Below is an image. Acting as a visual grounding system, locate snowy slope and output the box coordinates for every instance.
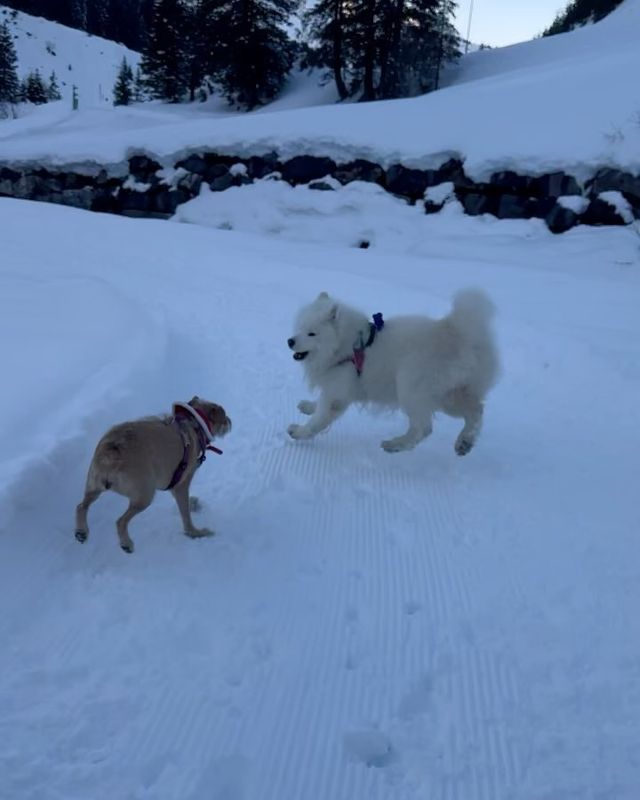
[1,194,640,799]
[0,5,140,107]
[1,0,639,180]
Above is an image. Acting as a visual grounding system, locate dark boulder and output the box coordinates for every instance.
[281,155,337,185]
[128,155,162,182]
[333,159,385,185]
[581,197,627,227]
[176,154,208,176]
[210,172,235,192]
[247,152,279,179]
[530,171,581,198]
[386,165,436,200]
[545,203,579,234]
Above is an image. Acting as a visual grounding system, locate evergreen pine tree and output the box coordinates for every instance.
[303,0,350,99]
[306,0,459,100]
[47,70,62,100]
[139,0,189,102]
[18,75,28,102]
[0,20,20,107]
[215,0,296,109]
[88,0,110,38]
[70,0,88,30]
[113,56,134,105]
[25,69,48,104]
[133,66,146,101]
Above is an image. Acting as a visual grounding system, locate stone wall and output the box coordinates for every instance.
[1,153,639,233]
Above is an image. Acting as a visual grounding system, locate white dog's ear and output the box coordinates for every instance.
[328,304,338,322]
[318,291,329,300]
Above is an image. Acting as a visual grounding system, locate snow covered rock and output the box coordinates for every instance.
[281,155,336,185]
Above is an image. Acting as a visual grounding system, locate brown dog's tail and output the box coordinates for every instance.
[88,440,125,492]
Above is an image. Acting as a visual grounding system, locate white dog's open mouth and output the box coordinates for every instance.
[293,351,309,361]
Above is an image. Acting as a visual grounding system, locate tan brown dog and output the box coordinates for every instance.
[75,397,231,553]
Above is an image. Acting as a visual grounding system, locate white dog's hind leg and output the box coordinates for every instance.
[442,388,484,456]
[297,400,317,415]
[382,393,434,453]
[381,419,432,453]
[288,397,347,440]
[454,400,484,456]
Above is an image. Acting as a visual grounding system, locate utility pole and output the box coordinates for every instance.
[433,0,446,91]
[465,0,475,53]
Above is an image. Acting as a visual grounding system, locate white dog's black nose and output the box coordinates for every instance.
[287,337,295,349]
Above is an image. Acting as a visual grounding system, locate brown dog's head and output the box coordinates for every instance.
[189,396,232,438]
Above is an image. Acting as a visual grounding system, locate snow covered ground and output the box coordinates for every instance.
[1,0,640,181]
[1,1,640,795]
[1,194,639,799]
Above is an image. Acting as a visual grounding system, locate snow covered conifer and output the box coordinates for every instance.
[47,70,62,101]
[25,69,48,104]
[0,21,20,109]
[133,66,146,101]
[113,56,134,105]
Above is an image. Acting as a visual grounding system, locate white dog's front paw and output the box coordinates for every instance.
[297,400,317,416]
[381,437,414,453]
[288,424,313,440]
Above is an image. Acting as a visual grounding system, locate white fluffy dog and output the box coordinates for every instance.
[287,290,499,454]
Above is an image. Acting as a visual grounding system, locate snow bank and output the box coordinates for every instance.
[174,179,453,250]
[0,274,165,520]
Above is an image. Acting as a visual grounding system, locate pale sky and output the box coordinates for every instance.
[455,0,567,47]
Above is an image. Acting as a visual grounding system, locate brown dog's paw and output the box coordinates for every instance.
[75,530,88,543]
[186,527,215,539]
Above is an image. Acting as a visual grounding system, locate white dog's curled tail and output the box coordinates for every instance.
[448,288,496,338]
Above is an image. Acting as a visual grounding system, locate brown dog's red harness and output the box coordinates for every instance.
[165,402,223,491]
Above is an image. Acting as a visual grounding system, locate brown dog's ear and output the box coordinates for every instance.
[189,395,200,406]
